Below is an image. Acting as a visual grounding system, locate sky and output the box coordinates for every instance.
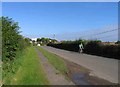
[2,0,120,2]
[2,2,118,41]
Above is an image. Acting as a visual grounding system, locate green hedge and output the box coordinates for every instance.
[47,40,119,59]
[1,17,31,82]
[83,41,119,59]
[1,17,30,61]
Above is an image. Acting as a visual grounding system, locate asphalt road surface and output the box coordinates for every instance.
[42,46,119,83]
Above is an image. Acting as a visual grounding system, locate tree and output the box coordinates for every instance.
[2,17,20,61]
[115,41,120,44]
[1,16,30,61]
[1,16,32,82]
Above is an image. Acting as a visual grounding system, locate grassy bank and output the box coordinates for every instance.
[3,50,26,84]
[37,47,68,75]
[4,46,49,85]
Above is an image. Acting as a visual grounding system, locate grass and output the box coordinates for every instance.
[4,46,49,85]
[0,63,1,86]
[3,50,25,85]
[37,47,68,75]
[0,29,1,86]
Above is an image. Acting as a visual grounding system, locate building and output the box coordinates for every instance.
[37,44,41,46]
[31,38,37,42]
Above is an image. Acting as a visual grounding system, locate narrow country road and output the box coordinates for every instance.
[42,46,119,83]
[35,47,74,85]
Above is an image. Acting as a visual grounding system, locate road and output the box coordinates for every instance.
[42,46,119,83]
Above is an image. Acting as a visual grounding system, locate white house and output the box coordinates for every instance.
[31,38,37,42]
[37,44,41,46]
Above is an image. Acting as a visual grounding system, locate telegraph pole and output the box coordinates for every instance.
[53,34,55,39]
[118,28,120,41]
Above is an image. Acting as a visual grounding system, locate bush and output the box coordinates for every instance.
[48,39,87,52]
[84,41,102,55]
[101,44,119,59]
[1,17,30,61]
[1,16,31,82]
[47,40,119,59]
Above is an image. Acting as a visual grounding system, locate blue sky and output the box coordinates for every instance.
[2,2,118,41]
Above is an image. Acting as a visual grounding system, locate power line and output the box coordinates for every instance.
[94,28,118,36]
[80,28,119,39]
[96,34,117,39]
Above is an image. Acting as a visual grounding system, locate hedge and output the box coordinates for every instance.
[1,17,31,61]
[47,41,119,59]
[1,17,31,81]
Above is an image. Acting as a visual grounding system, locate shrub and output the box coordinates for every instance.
[1,17,30,61]
[47,40,119,59]
[1,16,31,82]
[84,41,102,55]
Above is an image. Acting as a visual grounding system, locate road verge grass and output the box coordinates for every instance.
[3,50,25,84]
[6,46,49,85]
[37,46,68,75]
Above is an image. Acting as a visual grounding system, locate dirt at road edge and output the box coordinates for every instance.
[63,58,117,85]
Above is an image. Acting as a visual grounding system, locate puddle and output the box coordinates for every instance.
[63,58,115,85]
[71,72,91,85]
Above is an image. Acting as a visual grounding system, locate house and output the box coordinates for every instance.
[37,44,41,46]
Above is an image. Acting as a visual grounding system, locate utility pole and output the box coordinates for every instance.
[53,34,55,43]
[53,34,55,39]
[118,28,120,41]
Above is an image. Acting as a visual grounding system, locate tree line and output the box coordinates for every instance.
[32,37,58,46]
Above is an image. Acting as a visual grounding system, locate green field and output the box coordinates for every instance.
[37,47,68,75]
[5,46,49,85]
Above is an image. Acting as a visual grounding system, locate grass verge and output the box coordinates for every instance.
[4,46,49,85]
[37,46,68,75]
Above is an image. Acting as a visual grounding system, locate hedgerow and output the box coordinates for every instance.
[1,16,31,83]
[47,40,119,59]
